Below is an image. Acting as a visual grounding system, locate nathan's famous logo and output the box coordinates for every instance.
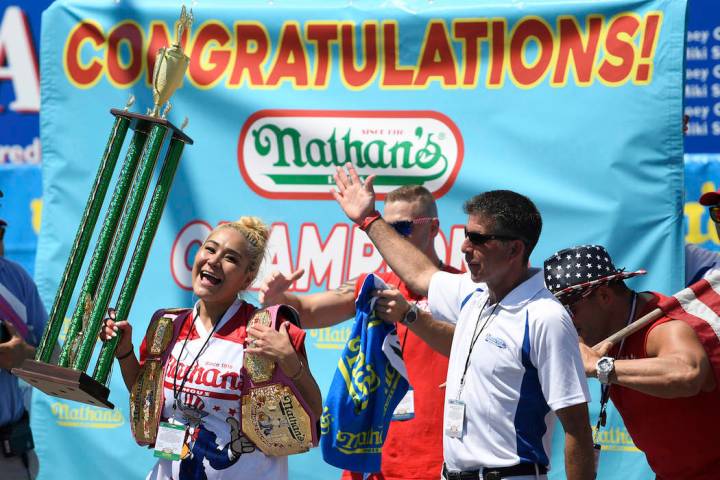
[309,325,352,350]
[338,336,381,413]
[238,110,463,200]
[334,428,385,455]
[591,425,641,452]
[50,401,124,429]
[279,393,305,441]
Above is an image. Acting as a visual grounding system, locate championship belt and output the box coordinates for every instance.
[241,305,318,456]
[129,308,190,445]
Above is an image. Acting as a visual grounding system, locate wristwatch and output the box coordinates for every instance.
[596,356,615,385]
[400,303,418,325]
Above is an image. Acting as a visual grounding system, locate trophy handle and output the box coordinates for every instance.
[151,48,167,117]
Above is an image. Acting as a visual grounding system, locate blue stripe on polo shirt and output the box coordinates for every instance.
[514,313,550,466]
[459,288,484,311]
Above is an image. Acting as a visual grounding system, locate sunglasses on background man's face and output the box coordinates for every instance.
[463,227,520,247]
[561,286,599,316]
[390,217,436,237]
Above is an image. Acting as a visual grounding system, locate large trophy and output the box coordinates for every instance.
[13,7,194,409]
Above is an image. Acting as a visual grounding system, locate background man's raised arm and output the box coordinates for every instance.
[331,165,439,296]
[259,268,356,328]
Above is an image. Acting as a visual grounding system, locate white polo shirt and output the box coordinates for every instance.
[428,268,590,471]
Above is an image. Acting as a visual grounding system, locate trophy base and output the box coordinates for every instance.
[110,109,194,144]
[13,359,114,409]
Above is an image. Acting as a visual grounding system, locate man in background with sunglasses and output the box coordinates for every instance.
[330,165,595,480]
[259,184,461,480]
[544,244,720,479]
[684,190,720,286]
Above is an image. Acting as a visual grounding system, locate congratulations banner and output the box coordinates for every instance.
[35,1,685,479]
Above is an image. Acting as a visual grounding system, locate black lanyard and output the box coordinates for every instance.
[171,310,223,408]
[457,298,500,399]
[594,292,637,434]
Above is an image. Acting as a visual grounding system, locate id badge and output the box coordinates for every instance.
[392,387,415,421]
[154,422,187,461]
[445,399,465,438]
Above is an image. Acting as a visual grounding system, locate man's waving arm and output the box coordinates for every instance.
[258,268,356,329]
[332,164,439,295]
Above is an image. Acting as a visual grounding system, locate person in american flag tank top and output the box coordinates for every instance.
[544,244,720,480]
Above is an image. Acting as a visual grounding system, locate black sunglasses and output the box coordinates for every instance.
[561,285,599,310]
[463,227,520,246]
[710,206,720,224]
[390,217,435,237]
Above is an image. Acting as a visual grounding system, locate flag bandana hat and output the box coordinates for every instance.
[543,245,646,302]
[320,274,409,473]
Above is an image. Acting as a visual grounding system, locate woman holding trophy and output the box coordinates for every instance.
[100,217,322,480]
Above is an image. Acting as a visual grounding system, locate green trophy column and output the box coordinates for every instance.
[58,130,148,367]
[36,116,130,363]
[94,137,187,383]
[72,124,169,372]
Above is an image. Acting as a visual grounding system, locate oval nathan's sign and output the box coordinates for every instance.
[237,110,464,200]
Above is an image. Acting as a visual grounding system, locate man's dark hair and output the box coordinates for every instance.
[463,190,542,261]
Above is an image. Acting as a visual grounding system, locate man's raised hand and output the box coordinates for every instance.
[331,164,377,224]
[258,269,305,307]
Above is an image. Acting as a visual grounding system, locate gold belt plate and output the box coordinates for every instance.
[129,315,175,445]
[241,383,314,456]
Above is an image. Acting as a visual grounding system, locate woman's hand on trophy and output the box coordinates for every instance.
[245,321,301,377]
[99,308,133,356]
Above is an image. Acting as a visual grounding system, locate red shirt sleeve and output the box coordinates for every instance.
[286,322,307,357]
[276,307,308,357]
[138,335,149,366]
[353,273,370,299]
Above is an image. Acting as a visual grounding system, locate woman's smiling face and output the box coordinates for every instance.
[192,227,251,306]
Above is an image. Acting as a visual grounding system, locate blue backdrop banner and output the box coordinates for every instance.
[0,0,51,273]
[35,1,686,479]
[683,0,720,154]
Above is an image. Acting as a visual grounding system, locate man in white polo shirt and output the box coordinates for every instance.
[331,165,595,480]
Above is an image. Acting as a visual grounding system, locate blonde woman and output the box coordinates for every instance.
[101,218,322,480]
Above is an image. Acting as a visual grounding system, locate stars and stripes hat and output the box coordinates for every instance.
[543,244,646,302]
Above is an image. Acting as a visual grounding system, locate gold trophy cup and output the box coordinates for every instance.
[151,5,193,117]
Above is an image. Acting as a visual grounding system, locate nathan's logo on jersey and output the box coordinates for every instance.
[591,426,641,452]
[50,401,124,429]
[165,356,244,392]
[309,325,352,350]
[237,110,464,200]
